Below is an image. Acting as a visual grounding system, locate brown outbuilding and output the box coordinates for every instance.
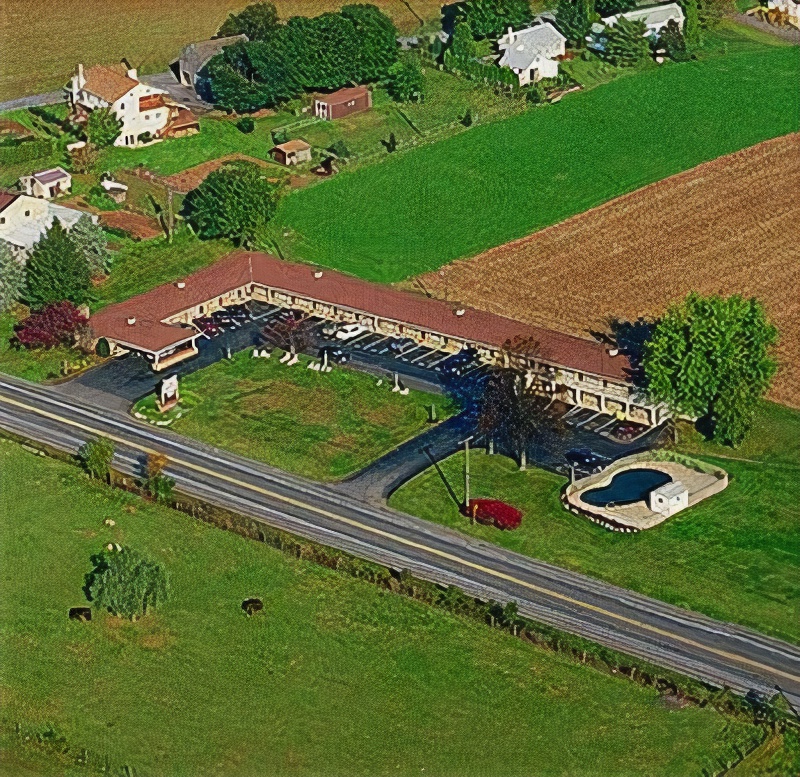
[314,86,372,120]
[270,139,312,166]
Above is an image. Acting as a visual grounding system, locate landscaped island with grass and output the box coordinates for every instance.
[134,349,455,481]
[0,437,766,776]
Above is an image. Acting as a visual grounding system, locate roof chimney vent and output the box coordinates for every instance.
[608,348,619,357]
[455,308,465,317]
[127,316,136,326]
[313,270,323,279]
[176,281,186,289]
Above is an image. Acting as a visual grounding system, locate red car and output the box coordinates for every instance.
[462,499,522,530]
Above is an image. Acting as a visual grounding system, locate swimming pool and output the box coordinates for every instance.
[581,469,672,507]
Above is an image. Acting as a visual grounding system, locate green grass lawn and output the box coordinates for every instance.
[94,229,233,309]
[0,438,761,777]
[390,402,800,644]
[273,42,800,282]
[141,349,455,480]
[0,311,99,383]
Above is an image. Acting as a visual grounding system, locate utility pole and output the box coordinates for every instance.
[463,435,474,517]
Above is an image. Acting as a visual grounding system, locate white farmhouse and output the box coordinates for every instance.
[19,167,72,199]
[0,192,97,259]
[767,0,799,26]
[497,22,567,86]
[68,63,199,148]
[601,2,685,34]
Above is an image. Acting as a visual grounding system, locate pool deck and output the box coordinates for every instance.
[564,456,728,531]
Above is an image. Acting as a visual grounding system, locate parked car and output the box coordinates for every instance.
[335,324,367,341]
[319,346,349,364]
[565,448,609,473]
[211,310,234,326]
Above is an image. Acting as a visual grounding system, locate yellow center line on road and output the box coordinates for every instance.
[2,391,799,686]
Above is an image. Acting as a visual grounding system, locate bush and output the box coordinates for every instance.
[14,301,87,350]
[86,546,168,620]
[464,499,523,530]
[237,116,255,133]
[86,184,122,211]
[0,137,53,165]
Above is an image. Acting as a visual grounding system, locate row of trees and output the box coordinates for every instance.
[206,3,400,112]
[471,291,776,462]
[0,216,109,315]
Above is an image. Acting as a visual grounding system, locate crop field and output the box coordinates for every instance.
[0,438,762,777]
[0,0,442,102]
[417,133,800,408]
[273,40,799,283]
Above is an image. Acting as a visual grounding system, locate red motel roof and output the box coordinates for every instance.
[90,251,630,381]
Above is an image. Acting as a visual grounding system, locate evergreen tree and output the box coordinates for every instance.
[556,0,595,47]
[85,108,122,147]
[603,16,651,66]
[87,546,168,620]
[218,1,279,40]
[385,58,426,102]
[643,293,778,447]
[0,241,25,313]
[659,19,688,60]
[461,0,533,39]
[68,214,110,277]
[680,0,700,44]
[595,0,636,16]
[25,221,91,307]
[451,20,478,60]
[341,4,399,82]
[183,161,283,247]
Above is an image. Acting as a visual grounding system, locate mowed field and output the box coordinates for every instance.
[274,41,800,282]
[0,0,441,102]
[0,438,758,777]
[417,133,800,407]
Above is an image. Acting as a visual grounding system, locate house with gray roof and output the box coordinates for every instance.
[601,2,685,34]
[497,22,567,86]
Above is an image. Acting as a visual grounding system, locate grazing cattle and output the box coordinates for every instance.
[69,607,92,622]
[242,598,264,616]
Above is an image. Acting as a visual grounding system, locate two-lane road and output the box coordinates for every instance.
[1,374,799,706]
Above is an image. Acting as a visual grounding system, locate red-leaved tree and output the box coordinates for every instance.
[14,301,88,350]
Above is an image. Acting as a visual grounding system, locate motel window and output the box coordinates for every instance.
[24,210,30,217]
[120,103,124,109]
[0,217,4,224]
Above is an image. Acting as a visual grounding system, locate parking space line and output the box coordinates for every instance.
[409,349,434,364]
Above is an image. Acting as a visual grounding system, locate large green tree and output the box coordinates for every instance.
[0,242,25,313]
[285,13,361,89]
[183,161,283,247]
[85,108,122,147]
[385,58,426,102]
[460,0,533,39]
[341,4,399,82]
[87,546,168,620]
[68,214,110,277]
[218,1,279,40]
[643,293,778,446]
[25,221,91,307]
[602,16,651,66]
[556,0,595,47]
[451,19,479,60]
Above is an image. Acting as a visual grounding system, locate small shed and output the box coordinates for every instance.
[19,167,71,199]
[648,480,688,518]
[270,139,312,166]
[314,87,372,120]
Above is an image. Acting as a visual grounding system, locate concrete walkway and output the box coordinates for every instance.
[735,13,800,42]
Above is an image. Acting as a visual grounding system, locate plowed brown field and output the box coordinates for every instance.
[417,134,800,407]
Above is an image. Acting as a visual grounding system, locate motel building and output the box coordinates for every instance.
[89,252,669,427]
